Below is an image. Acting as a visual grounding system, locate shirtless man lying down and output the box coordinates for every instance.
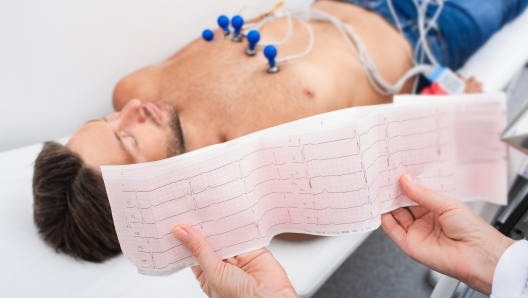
[32,0,528,262]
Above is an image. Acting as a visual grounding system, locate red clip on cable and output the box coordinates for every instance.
[421,66,466,95]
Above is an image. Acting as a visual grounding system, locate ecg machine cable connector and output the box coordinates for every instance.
[421,66,466,95]
[264,45,279,73]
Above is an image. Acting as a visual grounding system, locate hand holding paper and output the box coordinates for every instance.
[172,225,298,298]
[382,173,515,295]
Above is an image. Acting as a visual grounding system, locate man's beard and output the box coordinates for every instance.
[165,106,185,157]
[142,102,184,158]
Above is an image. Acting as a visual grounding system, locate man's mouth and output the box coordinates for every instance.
[143,102,162,122]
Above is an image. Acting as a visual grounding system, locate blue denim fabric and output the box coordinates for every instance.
[339,0,528,70]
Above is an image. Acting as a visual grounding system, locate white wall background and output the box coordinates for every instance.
[0,0,314,152]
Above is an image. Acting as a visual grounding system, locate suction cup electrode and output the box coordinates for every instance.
[231,15,244,42]
[202,29,214,42]
[245,30,260,56]
[218,15,230,37]
[264,45,279,73]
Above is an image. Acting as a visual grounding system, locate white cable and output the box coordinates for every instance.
[411,47,426,94]
[413,0,440,66]
[387,0,415,65]
[256,9,293,46]
[420,0,440,65]
[307,8,435,94]
[415,0,443,94]
[242,5,440,95]
[246,16,272,32]
[242,11,273,33]
[346,21,435,94]
[387,0,443,68]
[303,9,359,56]
[276,18,315,63]
[238,6,267,31]
[425,0,443,33]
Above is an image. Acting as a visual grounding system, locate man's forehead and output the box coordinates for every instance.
[66,121,130,170]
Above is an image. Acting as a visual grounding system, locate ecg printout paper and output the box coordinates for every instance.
[102,93,508,275]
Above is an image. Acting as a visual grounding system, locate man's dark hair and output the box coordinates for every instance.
[32,141,121,262]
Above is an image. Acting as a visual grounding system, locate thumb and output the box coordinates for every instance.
[173,225,222,278]
[400,173,461,216]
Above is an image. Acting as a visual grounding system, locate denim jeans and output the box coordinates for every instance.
[339,0,528,70]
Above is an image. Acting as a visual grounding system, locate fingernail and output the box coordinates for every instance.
[173,227,188,241]
[404,173,417,185]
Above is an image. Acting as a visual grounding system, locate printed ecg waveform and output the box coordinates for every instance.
[102,95,507,275]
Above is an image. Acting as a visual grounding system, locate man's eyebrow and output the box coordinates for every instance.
[84,117,134,163]
[113,132,134,163]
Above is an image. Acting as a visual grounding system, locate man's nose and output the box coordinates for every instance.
[119,99,147,124]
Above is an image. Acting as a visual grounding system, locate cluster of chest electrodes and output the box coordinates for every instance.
[201,0,465,96]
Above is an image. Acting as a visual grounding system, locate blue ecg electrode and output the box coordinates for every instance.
[217,15,230,36]
[264,45,279,73]
[201,4,444,84]
[202,29,214,42]
[231,15,244,42]
[245,30,260,56]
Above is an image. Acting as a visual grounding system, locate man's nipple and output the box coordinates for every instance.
[303,88,316,100]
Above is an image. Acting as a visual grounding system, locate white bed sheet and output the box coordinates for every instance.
[1,6,528,298]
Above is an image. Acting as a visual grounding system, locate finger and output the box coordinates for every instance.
[191,265,207,289]
[232,248,269,268]
[173,225,223,281]
[224,257,239,267]
[390,207,415,232]
[381,213,407,248]
[407,205,429,219]
[399,173,460,216]
[191,265,203,279]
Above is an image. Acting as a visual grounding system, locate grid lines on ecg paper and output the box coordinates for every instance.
[104,99,506,274]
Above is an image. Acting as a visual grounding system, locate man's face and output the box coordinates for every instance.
[67,99,184,170]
